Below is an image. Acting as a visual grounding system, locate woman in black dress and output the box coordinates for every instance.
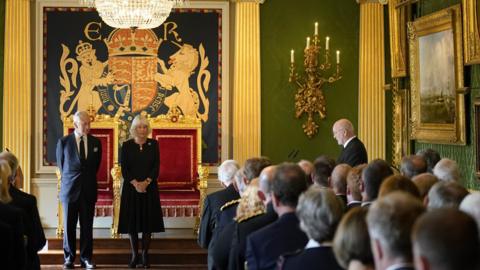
[118,115,164,268]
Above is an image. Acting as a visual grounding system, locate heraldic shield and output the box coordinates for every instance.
[107,29,161,113]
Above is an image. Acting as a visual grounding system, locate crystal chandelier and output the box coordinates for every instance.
[82,0,184,30]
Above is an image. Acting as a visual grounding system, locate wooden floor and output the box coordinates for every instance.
[40,229,207,269]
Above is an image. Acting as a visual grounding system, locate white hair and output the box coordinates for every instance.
[460,193,480,234]
[218,160,239,185]
[433,158,460,182]
[129,114,151,138]
[73,111,90,123]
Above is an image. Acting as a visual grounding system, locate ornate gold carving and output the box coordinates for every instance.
[389,0,409,77]
[194,165,209,235]
[462,0,480,64]
[289,34,342,138]
[56,168,63,238]
[391,78,411,167]
[111,164,121,238]
[408,5,466,144]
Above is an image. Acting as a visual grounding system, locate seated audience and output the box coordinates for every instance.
[427,181,469,210]
[312,156,335,188]
[416,148,440,174]
[278,187,343,270]
[411,173,438,203]
[346,164,367,210]
[412,209,480,270]
[361,159,393,207]
[0,151,46,270]
[197,159,239,270]
[331,164,351,206]
[378,175,421,199]
[246,163,308,270]
[432,158,460,182]
[229,166,278,270]
[213,179,264,270]
[459,193,480,236]
[333,207,374,270]
[400,155,427,178]
[366,192,425,270]
[0,160,26,270]
[297,160,314,184]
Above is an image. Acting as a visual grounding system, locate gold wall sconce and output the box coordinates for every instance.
[289,22,342,138]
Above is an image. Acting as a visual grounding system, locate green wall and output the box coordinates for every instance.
[413,0,480,189]
[260,0,360,163]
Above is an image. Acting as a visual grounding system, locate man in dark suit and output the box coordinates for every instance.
[245,163,309,270]
[228,166,278,270]
[333,119,368,167]
[0,151,46,270]
[198,159,240,270]
[56,111,102,269]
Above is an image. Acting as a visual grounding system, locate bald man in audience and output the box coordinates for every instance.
[400,155,427,179]
[460,193,480,236]
[332,119,368,167]
[412,209,480,270]
[331,164,351,206]
[361,159,393,207]
[229,166,279,270]
[426,181,469,210]
[346,164,367,210]
[367,192,425,270]
[412,173,438,203]
[432,158,460,182]
[416,148,440,174]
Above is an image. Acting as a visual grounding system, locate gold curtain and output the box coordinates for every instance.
[358,2,385,161]
[2,0,31,192]
[232,0,261,164]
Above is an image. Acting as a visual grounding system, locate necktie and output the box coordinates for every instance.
[79,136,86,161]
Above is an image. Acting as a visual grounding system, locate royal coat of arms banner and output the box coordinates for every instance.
[40,4,225,167]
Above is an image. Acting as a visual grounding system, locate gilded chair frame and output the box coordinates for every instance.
[56,114,122,238]
[147,114,208,234]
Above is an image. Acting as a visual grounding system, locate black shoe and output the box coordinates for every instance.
[63,261,75,269]
[141,252,150,269]
[80,260,96,269]
[128,255,138,268]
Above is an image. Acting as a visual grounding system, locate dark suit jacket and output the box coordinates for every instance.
[0,202,26,270]
[337,137,368,167]
[211,220,235,270]
[246,212,308,270]
[278,246,343,270]
[228,202,278,270]
[9,185,46,269]
[56,133,102,203]
[198,184,239,249]
[0,220,14,270]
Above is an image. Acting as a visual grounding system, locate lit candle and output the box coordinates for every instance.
[314,22,318,36]
[306,37,310,49]
[326,36,330,50]
[336,50,340,64]
[290,49,294,63]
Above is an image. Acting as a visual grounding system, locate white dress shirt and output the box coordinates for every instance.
[74,131,88,158]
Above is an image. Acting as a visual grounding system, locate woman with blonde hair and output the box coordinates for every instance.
[118,114,164,268]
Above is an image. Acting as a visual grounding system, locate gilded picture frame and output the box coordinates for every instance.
[389,0,408,77]
[462,0,480,65]
[408,4,466,145]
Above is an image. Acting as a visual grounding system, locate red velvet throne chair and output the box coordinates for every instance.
[57,115,121,237]
[148,114,209,231]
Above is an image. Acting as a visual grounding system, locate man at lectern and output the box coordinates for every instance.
[56,111,102,269]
